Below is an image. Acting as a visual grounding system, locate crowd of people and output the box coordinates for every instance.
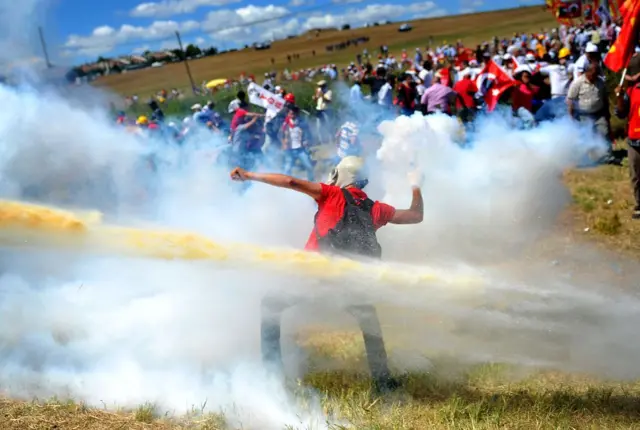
[113,18,640,220]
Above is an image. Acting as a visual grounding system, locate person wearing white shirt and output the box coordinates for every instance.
[536,47,575,121]
[350,78,364,103]
[418,66,433,89]
[378,76,394,108]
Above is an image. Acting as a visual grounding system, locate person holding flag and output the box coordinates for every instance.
[615,56,640,220]
[608,0,640,219]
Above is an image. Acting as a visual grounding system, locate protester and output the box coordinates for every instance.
[535,47,574,121]
[420,70,456,115]
[230,156,423,392]
[614,59,640,220]
[396,73,417,116]
[452,72,479,123]
[281,105,315,181]
[335,117,362,163]
[512,68,539,115]
[566,62,611,154]
[313,80,333,143]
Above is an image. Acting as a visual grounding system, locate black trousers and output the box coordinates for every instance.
[260,296,394,390]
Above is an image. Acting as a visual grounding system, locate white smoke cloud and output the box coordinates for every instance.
[2,76,640,430]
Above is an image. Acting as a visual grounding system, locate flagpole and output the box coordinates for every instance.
[620,68,628,85]
[616,68,628,97]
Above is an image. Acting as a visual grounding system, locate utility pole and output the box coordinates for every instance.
[175,30,196,94]
[38,26,53,69]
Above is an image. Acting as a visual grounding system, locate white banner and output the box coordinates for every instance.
[247,82,285,113]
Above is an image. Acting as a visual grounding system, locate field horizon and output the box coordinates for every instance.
[93,5,555,96]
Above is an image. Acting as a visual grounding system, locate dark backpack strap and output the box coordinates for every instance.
[342,188,375,213]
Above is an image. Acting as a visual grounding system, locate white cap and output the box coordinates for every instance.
[190,103,202,110]
[585,42,598,53]
[525,53,535,61]
[275,85,282,91]
[514,65,531,75]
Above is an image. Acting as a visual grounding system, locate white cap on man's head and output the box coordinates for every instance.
[585,42,599,53]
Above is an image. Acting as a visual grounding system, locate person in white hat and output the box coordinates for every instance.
[574,42,600,80]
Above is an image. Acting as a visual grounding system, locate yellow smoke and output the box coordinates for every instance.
[0,199,484,292]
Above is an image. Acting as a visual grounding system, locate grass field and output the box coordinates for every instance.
[5,6,640,429]
[93,6,556,96]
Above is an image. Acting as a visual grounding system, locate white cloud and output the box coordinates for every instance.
[303,2,446,30]
[64,20,199,57]
[132,45,151,54]
[202,4,293,43]
[130,0,241,18]
[460,0,484,13]
[63,1,448,60]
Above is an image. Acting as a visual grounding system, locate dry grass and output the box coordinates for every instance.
[563,142,640,259]
[93,6,556,96]
[3,329,640,429]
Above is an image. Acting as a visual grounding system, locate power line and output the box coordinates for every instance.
[57,1,345,53]
[175,30,196,94]
[38,26,53,68]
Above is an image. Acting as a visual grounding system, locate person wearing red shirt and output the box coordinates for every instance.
[453,73,478,123]
[615,66,640,220]
[230,156,423,392]
[511,69,539,114]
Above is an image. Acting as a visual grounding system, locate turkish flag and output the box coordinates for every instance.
[604,0,640,72]
[475,59,516,111]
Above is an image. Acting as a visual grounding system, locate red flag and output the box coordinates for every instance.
[619,0,632,16]
[604,0,640,72]
[556,0,583,18]
[611,0,621,17]
[475,60,516,111]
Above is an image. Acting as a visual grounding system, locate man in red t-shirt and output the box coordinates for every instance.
[453,73,478,123]
[231,156,423,251]
[230,156,423,391]
[615,65,640,220]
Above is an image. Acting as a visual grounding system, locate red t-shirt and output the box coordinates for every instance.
[453,78,478,109]
[511,83,538,112]
[304,184,396,251]
[231,109,248,131]
[627,85,640,140]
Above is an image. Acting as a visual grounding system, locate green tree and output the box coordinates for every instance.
[171,48,185,60]
[185,44,202,57]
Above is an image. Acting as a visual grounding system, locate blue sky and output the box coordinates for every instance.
[43,0,540,65]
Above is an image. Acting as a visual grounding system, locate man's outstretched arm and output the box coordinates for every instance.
[231,167,323,200]
[390,186,423,225]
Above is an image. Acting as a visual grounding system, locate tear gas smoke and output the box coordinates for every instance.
[375,111,608,263]
[1,76,640,430]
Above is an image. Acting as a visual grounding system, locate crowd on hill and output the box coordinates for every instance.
[115,17,640,220]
